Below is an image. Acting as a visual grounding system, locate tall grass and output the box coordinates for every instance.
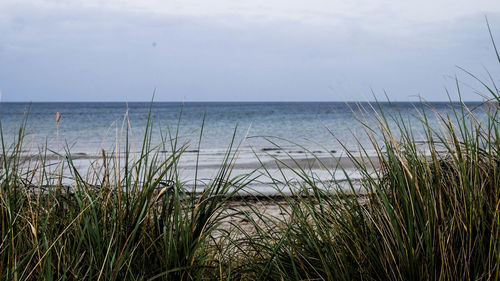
[0,105,252,280]
[230,98,498,280]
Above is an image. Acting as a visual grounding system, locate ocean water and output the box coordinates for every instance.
[0,101,491,193]
[0,101,489,153]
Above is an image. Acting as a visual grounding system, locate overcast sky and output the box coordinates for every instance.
[1,0,500,101]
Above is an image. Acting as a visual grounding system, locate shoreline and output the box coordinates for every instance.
[12,151,377,195]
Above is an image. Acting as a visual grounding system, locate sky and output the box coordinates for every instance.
[1,0,500,101]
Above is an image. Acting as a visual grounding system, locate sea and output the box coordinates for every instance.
[0,102,491,194]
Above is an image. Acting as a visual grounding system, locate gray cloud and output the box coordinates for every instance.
[0,3,500,101]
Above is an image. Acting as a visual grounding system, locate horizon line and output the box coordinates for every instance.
[0,100,486,103]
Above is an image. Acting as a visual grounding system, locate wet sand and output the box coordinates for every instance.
[11,149,381,195]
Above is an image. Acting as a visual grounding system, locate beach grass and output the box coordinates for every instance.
[227,95,499,280]
[1,32,500,281]
[0,106,254,280]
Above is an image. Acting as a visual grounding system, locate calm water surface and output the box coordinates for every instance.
[0,102,488,155]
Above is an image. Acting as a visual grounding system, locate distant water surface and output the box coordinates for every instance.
[0,101,489,156]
